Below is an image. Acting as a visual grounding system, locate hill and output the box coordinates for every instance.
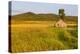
[11,12,78,23]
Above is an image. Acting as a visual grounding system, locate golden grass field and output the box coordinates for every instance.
[10,21,78,53]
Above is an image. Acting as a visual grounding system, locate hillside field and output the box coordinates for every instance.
[9,13,78,53]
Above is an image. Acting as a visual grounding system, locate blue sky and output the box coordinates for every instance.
[11,1,78,16]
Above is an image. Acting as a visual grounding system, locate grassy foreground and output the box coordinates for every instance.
[10,21,78,53]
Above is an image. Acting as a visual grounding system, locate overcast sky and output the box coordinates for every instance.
[11,1,78,16]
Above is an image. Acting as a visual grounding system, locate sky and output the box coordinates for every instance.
[11,1,78,16]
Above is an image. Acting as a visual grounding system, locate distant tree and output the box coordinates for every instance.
[59,9,65,20]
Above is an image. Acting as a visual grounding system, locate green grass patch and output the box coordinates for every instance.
[11,25,78,53]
